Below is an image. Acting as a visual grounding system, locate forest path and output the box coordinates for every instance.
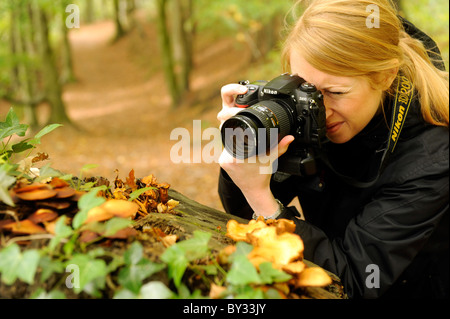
[35,18,247,210]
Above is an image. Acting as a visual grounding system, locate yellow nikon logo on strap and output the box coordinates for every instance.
[390,76,413,147]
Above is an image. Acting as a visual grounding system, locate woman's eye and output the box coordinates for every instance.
[327,91,345,95]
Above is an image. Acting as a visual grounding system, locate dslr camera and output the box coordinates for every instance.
[221,73,327,176]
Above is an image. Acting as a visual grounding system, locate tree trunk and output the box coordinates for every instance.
[59,0,77,85]
[30,0,71,125]
[9,1,39,127]
[170,0,193,92]
[156,0,180,108]
[113,0,125,41]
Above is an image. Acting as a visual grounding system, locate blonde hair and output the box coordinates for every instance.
[282,0,449,127]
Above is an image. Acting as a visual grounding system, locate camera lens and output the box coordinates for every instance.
[221,100,292,159]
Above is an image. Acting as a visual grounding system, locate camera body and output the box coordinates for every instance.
[221,73,327,176]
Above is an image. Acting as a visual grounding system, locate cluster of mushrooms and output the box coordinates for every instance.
[0,170,179,242]
[222,217,332,292]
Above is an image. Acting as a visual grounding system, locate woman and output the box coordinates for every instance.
[217,0,448,298]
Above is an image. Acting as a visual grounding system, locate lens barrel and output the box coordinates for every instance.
[221,100,292,159]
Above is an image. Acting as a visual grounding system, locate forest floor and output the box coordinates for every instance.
[2,16,252,211]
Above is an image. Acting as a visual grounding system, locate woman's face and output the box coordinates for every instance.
[290,53,384,144]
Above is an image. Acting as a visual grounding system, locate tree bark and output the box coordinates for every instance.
[156,0,180,108]
[30,0,71,125]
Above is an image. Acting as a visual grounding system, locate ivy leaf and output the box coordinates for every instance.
[118,259,166,294]
[103,217,134,237]
[226,254,261,286]
[139,281,174,299]
[124,241,144,265]
[160,231,211,288]
[0,244,40,285]
[16,250,41,284]
[0,108,28,139]
[0,244,22,285]
[160,244,189,289]
[65,254,107,294]
[39,256,65,283]
[0,165,16,207]
[72,186,107,229]
[176,231,212,261]
[258,262,292,284]
[48,216,73,252]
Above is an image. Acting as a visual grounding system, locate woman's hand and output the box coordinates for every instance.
[217,84,248,128]
[217,83,295,217]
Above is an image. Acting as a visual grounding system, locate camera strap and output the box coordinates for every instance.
[320,75,414,188]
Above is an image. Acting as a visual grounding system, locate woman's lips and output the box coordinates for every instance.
[326,122,343,134]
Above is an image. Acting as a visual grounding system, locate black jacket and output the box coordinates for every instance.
[218,19,449,299]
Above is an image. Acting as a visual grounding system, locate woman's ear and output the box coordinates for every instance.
[381,67,399,90]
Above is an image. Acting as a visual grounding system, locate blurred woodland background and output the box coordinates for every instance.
[0,0,448,211]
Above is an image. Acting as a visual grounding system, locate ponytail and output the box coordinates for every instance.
[398,31,449,126]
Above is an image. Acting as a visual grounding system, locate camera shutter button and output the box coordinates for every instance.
[301,82,316,92]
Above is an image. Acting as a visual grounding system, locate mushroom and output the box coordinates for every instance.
[15,186,57,201]
[28,208,59,224]
[247,227,304,267]
[0,219,46,235]
[101,199,139,219]
[226,219,267,242]
[295,267,332,287]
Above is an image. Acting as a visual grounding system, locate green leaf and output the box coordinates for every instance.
[103,217,134,237]
[118,259,166,294]
[39,256,65,283]
[0,165,16,207]
[80,164,99,172]
[33,123,63,140]
[124,241,144,265]
[0,244,40,285]
[65,254,108,294]
[258,262,292,284]
[229,241,253,261]
[226,254,261,286]
[16,250,40,284]
[11,139,33,153]
[139,281,174,299]
[30,288,66,299]
[160,231,212,288]
[128,186,157,202]
[160,244,189,289]
[0,244,22,285]
[72,186,107,229]
[0,108,28,139]
[176,231,212,261]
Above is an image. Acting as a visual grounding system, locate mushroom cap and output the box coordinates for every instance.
[226,219,267,242]
[247,227,304,266]
[295,267,332,287]
[0,219,46,235]
[15,187,58,201]
[28,208,59,224]
[101,199,139,218]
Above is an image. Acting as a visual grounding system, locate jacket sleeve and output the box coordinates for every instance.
[279,164,449,298]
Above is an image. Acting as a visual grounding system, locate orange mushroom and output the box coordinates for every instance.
[247,227,304,267]
[1,219,46,235]
[295,267,332,287]
[226,219,267,242]
[28,208,59,224]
